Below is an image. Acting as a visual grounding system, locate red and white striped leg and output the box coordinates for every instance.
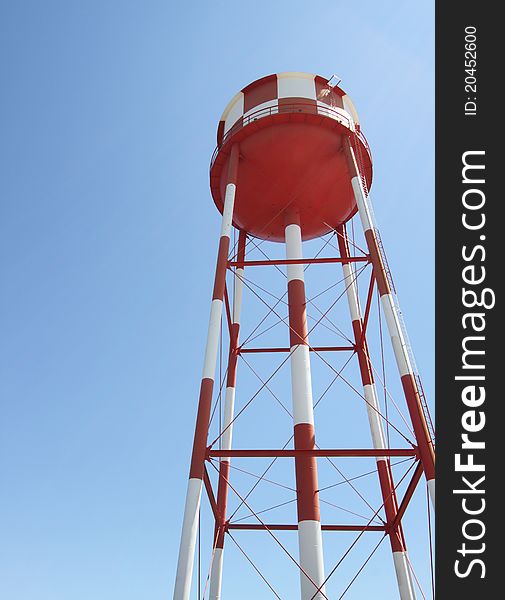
[209,231,246,600]
[344,138,435,507]
[285,218,326,600]
[337,225,416,600]
[174,145,240,600]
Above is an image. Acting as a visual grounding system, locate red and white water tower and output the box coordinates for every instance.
[174,72,435,600]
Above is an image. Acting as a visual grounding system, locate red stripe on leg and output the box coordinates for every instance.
[212,236,231,301]
[287,279,309,347]
[294,423,321,523]
[189,378,214,479]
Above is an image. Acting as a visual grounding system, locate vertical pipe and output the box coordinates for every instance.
[285,215,326,600]
[174,144,240,600]
[209,230,246,600]
[337,225,416,600]
[344,137,435,507]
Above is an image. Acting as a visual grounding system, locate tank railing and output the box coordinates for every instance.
[210,102,371,170]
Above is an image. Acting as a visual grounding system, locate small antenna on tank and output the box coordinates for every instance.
[328,74,342,87]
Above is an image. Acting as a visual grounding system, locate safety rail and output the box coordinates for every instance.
[392,289,436,445]
[374,227,396,294]
[210,101,372,170]
[415,373,436,447]
[351,130,436,446]
[352,132,371,197]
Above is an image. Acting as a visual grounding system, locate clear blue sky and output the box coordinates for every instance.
[0,2,434,599]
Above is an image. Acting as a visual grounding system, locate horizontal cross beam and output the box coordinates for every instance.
[227,524,385,532]
[239,345,355,354]
[229,256,369,268]
[208,448,418,459]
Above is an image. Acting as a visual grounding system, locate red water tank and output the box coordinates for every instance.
[210,72,372,242]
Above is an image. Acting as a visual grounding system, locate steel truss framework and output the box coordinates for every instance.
[174,137,435,600]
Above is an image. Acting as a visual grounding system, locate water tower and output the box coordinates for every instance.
[174,72,435,600]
